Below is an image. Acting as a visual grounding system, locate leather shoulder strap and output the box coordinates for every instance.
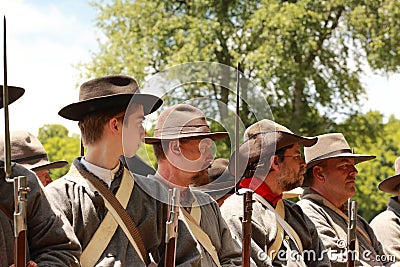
[81,168,134,266]
[302,193,372,246]
[76,167,149,265]
[180,207,222,267]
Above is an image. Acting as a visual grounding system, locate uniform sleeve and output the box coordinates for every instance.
[370,211,400,262]
[13,165,81,266]
[220,196,268,267]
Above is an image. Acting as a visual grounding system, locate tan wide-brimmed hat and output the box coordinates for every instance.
[229,119,317,178]
[58,75,163,121]
[0,131,68,171]
[304,133,375,170]
[378,156,400,195]
[144,104,228,144]
[0,85,25,108]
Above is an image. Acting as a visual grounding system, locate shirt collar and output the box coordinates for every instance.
[81,157,120,187]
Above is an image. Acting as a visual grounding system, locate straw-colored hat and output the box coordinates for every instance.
[378,156,400,195]
[145,104,228,143]
[304,133,375,169]
[59,75,163,121]
[0,131,68,171]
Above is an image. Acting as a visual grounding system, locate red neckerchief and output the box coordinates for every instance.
[240,177,283,205]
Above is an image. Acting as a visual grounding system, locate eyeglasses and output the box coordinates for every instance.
[282,154,304,163]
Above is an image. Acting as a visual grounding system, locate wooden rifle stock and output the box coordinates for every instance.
[347,198,357,267]
[165,188,180,267]
[242,189,253,267]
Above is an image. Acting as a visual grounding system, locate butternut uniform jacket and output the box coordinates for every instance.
[298,188,393,266]
[45,158,200,267]
[370,197,400,262]
[0,162,81,267]
[220,193,330,267]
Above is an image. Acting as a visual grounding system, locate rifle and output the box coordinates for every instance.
[242,189,253,267]
[164,188,180,267]
[3,16,29,267]
[235,62,253,267]
[347,198,357,267]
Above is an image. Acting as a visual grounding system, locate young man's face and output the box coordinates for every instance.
[277,143,307,192]
[122,105,145,157]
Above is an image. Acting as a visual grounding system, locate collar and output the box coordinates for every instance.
[81,157,122,187]
[240,177,282,205]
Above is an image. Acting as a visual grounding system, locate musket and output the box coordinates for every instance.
[347,198,357,267]
[3,16,28,267]
[242,189,253,267]
[235,62,253,267]
[164,187,180,267]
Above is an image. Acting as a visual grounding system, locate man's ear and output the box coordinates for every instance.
[109,118,119,134]
[270,155,280,171]
[169,140,181,155]
[313,166,325,182]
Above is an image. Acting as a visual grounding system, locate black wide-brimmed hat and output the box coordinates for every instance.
[145,104,228,144]
[378,156,400,195]
[0,85,25,108]
[229,119,317,179]
[0,131,68,171]
[58,75,163,121]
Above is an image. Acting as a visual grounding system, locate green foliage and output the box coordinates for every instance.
[79,0,400,219]
[37,124,80,180]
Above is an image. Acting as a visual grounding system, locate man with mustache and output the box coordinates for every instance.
[298,133,394,266]
[220,119,329,266]
[145,104,244,266]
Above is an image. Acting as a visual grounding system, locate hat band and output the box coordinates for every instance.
[309,149,352,163]
[13,153,47,163]
[154,125,211,137]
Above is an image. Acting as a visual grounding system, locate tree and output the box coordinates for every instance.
[338,112,400,221]
[81,0,400,137]
[37,124,80,180]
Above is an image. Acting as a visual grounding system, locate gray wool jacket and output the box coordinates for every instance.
[45,158,200,267]
[298,188,394,266]
[0,162,81,267]
[220,192,330,267]
[149,174,244,267]
[370,197,400,262]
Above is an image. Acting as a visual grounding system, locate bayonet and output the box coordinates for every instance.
[3,16,28,267]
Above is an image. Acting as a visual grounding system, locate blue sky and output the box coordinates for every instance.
[1,0,399,136]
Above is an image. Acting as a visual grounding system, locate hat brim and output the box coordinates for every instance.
[58,93,163,121]
[378,174,400,195]
[306,153,376,169]
[0,86,25,108]
[145,132,228,144]
[26,160,68,172]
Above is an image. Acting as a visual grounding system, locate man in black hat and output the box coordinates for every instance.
[370,156,400,262]
[145,104,244,267]
[0,130,68,186]
[0,86,81,266]
[45,75,200,266]
[298,133,394,266]
[220,119,329,267]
